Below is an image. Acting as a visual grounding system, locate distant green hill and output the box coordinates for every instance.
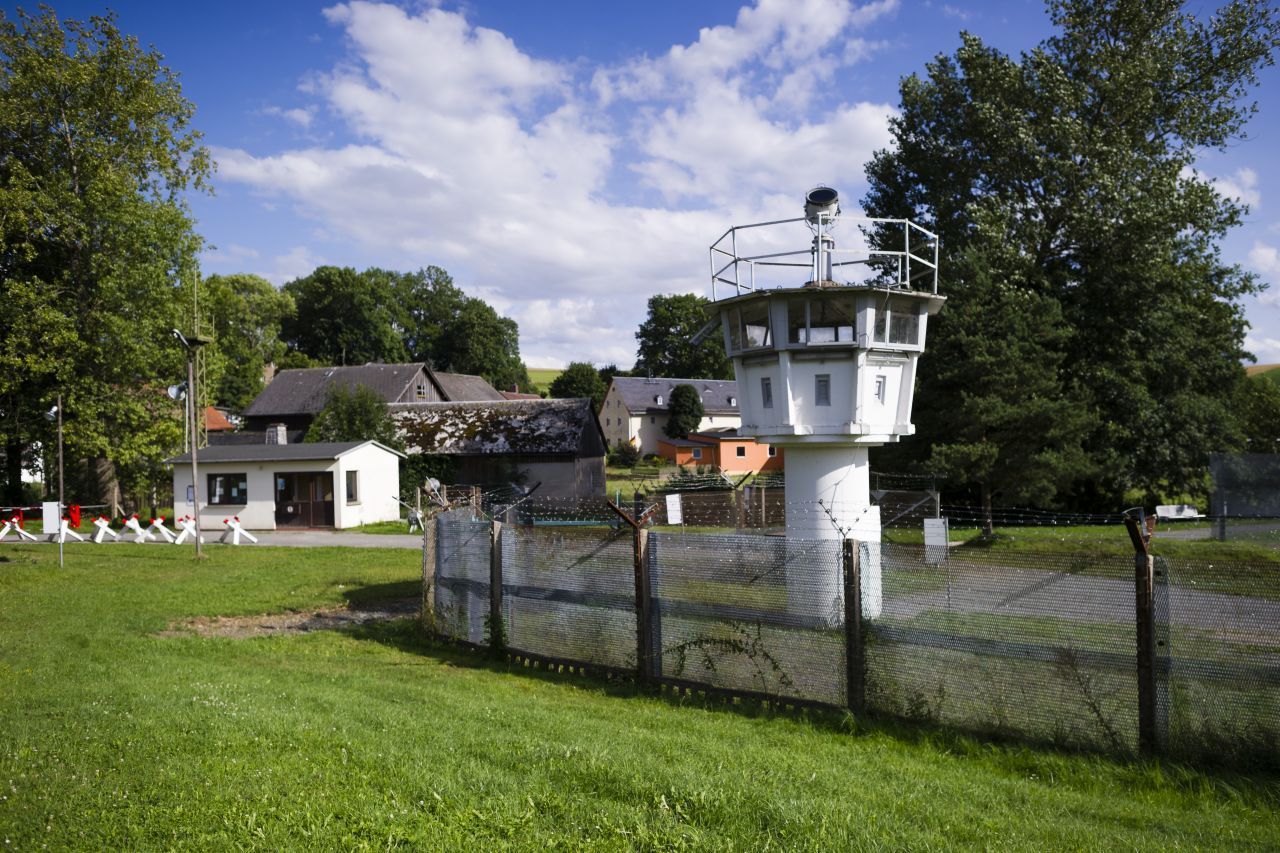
[1248,364,1280,387]
[526,367,563,395]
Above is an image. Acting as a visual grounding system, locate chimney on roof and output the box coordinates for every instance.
[266,423,287,445]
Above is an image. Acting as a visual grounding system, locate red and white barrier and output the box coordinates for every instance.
[217,516,258,545]
[91,516,119,544]
[123,515,152,543]
[173,516,204,545]
[148,516,177,543]
[50,519,84,544]
[0,516,38,542]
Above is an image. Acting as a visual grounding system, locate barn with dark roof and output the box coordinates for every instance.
[237,362,505,437]
[392,399,606,499]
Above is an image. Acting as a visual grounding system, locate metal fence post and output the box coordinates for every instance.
[421,511,437,635]
[1126,516,1157,756]
[490,520,504,653]
[635,527,653,681]
[843,538,865,715]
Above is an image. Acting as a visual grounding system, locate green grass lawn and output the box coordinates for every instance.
[3,543,1277,848]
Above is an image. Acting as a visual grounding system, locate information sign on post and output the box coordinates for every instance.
[42,501,60,534]
[665,493,683,526]
[924,517,949,565]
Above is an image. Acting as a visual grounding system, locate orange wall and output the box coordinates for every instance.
[657,438,782,473]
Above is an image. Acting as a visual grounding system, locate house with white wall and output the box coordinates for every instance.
[168,440,404,530]
[600,377,741,456]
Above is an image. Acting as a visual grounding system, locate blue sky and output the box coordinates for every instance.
[11,0,1280,367]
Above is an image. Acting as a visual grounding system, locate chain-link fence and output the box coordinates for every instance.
[1159,555,1280,764]
[430,509,1280,766]
[868,543,1138,753]
[649,533,846,705]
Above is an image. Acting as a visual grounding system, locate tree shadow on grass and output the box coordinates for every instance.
[339,580,420,608]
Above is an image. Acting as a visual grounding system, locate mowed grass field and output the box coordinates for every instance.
[525,366,562,395]
[2,544,1278,849]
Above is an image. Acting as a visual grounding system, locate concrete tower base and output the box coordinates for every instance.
[781,444,883,622]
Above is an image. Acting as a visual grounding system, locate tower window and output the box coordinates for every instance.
[815,374,831,407]
[761,377,773,409]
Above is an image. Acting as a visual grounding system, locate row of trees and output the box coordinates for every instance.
[0,9,531,507]
[203,266,531,412]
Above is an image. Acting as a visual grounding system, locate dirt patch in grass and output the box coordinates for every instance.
[157,597,419,639]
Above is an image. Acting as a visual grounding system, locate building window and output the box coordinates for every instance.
[606,417,611,426]
[345,470,359,504]
[873,296,920,346]
[728,396,736,407]
[415,382,429,400]
[655,394,664,406]
[761,377,773,409]
[768,446,777,457]
[692,448,702,460]
[650,416,656,424]
[875,375,887,403]
[208,473,247,505]
[735,446,746,458]
[815,374,831,406]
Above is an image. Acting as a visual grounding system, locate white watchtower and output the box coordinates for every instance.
[708,187,943,618]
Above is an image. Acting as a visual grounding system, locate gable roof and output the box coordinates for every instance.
[166,440,405,464]
[609,376,740,415]
[392,399,602,456]
[244,363,426,417]
[243,363,504,417]
[433,371,506,401]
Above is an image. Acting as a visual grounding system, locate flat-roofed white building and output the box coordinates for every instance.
[168,440,404,530]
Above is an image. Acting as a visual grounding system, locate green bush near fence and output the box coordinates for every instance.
[2,542,1279,848]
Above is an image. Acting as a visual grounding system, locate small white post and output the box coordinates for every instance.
[2,516,38,542]
[217,516,257,545]
[55,520,84,543]
[123,515,153,543]
[148,516,177,543]
[91,517,119,544]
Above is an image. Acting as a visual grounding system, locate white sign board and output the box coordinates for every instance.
[665,493,683,526]
[42,501,60,533]
[924,517,949,565]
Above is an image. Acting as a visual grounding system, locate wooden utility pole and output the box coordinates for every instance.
[607,499,659,681]
[1125,515,1157,756]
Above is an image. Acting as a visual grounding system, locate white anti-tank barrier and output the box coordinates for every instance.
[91,516,119,543]
[123,515,151,542]
[218,516,258,545]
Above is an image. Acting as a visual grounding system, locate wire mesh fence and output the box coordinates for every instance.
[868,543,1138,753]
[501,525,637,671]
[429,502,1280,766]
[649,533,846,705]
[1159,555,1280,764]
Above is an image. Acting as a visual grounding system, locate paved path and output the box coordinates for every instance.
[2,530,424,549]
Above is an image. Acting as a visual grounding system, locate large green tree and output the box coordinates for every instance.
[549,362,607,409]
[864,0,1279,504]
[281,266,408,366]
[201,273,295,411]
[0,8,211,506]
[634,294,732,380]
[436,298,532,393]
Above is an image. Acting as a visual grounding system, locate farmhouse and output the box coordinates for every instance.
[600,376,741,455]
[393,398,606,499]
[239,362,504,436]
[168,440,404,530]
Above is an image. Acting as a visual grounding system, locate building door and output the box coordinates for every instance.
[274,472,336,527]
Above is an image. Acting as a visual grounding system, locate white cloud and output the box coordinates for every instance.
[1244,333,1280,363]
[264,106,315,128]
[256,245,327,286]
[214,0,901,365]
[1183,165,1261,209]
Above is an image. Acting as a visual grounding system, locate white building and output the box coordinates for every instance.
[167,440,404,531]
[600,377,741,456]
